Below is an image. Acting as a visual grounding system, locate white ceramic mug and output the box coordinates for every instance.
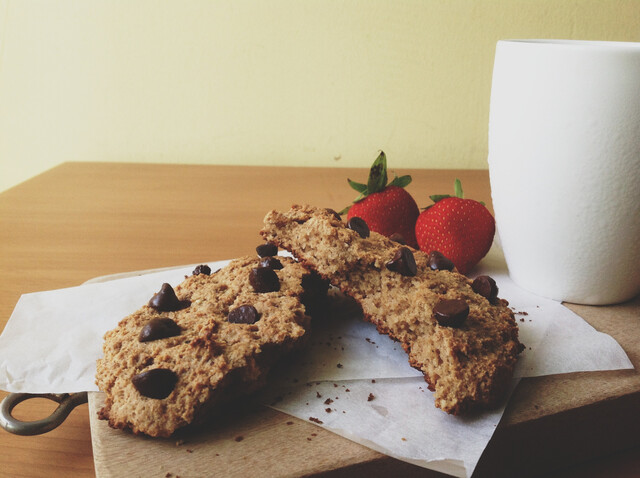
[488,39,640,305]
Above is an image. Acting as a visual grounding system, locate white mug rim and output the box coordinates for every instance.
[498,39,640,50]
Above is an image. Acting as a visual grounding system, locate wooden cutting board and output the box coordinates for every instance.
[88,295,640,478]
[88,392,418,478]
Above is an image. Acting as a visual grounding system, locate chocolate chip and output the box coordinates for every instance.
[433,299,469,327]
[389,233,406,245]
[347,217,370,238]
[428,251,455,271]
[259,256,283,270]
[325,208,343,222]
[139,318,181,342]
[386,247,417,277]
[472,275,499,303]
[132,368,178,399]
[256,242,278,257]
[192,264,211,275]
[148,283,191,312]
[228,305,260,324]
[249,267,280,293]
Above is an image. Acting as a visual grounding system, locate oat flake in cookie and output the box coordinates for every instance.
[96,255,326,437]
[261,205,524,415]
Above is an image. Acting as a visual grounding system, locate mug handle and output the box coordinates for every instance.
[0,392,88,435]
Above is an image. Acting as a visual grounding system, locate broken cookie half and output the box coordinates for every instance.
[261,204,524,415]
[96,254,327,437]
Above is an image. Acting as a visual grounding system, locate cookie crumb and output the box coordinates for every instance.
[367,393,375,401]
[234,436,244,442]
[337,363,343,368]
[309,417,323,424]
[324,398,333,405]
[325,408,332,413]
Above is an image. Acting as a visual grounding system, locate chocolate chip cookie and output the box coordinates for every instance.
[261,205,524,415]
[96,254,327,437]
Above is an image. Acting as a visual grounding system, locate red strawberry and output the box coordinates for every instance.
[415,179,495,274]
[340,151,420,248]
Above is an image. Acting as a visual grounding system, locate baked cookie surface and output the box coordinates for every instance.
[261,205,524,414]
[96,255,322,437]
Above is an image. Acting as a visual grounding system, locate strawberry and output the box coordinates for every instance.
[340,151,420,248]
[415,179,495,274]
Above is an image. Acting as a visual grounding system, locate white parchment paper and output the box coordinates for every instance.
[0,247,633,477]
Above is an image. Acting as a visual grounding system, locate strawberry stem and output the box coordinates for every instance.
[454,178,464,198]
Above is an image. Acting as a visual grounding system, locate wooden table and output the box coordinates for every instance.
[0,162,638,477]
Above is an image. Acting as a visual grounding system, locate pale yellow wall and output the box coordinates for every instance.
[1,0,639,192]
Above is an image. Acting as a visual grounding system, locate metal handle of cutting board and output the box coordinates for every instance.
[0,392,88,435]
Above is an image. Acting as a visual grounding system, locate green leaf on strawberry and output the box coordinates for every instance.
[347,179,368,194]
[388,174,412,188]
[367,151,388,193]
